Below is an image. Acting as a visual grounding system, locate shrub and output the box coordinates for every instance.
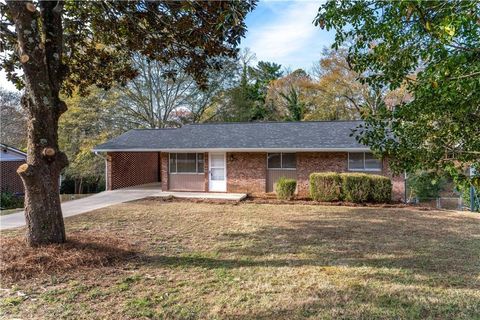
[275,177,297,200]
[369,175,392,203]
[341,173,371,203]
[407,171,446,201]
[309,172,393,203]
[0,192,24,210]
[309,172,342,201]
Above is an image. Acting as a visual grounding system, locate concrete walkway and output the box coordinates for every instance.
[0,183,246,230]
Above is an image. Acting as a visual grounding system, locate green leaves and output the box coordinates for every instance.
[1,1,257,95]
[316,0,480,184]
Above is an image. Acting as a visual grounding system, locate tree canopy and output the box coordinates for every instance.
[0,0,255,246]
[315,0,480,185]
[1,1,255,93]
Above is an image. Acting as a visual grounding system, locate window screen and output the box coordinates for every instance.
[348,153,364,170]
[176,153,196,172]
[281,153,296,168]
[267,153,281,169]
[364,153,381,170]
[348,152,381,171]
[267,153,296,169]
[197,153,204,173]
[169,153,204,173]
[169,153,177,173]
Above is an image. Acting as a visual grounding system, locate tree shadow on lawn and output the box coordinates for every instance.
[141,208,480,291]
[221,291,479,320]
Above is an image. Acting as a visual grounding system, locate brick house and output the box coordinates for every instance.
[94,121,406,201]
[0,144,27,194]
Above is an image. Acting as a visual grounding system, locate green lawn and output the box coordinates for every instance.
[1,199,479,319]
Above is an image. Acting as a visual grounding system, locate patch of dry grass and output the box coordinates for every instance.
[1,232,136,281]
[1,199,479,319]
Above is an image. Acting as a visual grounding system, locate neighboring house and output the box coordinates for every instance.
[93,121,406,201]
[0,143,26,194]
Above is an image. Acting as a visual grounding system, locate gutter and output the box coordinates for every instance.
[92,147,372,153]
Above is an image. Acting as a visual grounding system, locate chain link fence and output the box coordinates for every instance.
[407,197,467,211]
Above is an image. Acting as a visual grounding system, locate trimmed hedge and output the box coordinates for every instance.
[309,172,392,203]
[341,173,371,203]
[369,175,392,203]
[275,177,297,200]
[309,172,342,201]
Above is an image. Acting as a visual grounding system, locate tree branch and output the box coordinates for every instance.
[448,71,480,80]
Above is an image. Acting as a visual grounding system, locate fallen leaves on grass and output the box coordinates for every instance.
[137,196,241,205]
[0,232,137,282]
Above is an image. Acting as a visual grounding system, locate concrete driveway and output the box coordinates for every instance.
[0,183,246,230]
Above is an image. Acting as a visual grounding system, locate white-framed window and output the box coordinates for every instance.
[267,153,296,169]
[169,153,204,174]
[348,152,382,171]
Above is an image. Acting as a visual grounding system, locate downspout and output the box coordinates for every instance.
[94,151,108,191]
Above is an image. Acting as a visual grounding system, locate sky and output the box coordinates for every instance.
[0,0,334,92]
[240,0,334,71]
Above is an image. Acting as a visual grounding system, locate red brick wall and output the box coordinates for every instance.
[226,152,267,194]
[0,160,25,193]
[297,152,348,197]
[296,152,404,201]
[382,158,405,202]
[107,152,159,190]
[107,151,405,201]
[224,152,404,201]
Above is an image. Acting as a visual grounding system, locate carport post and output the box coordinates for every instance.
[94,151,108,191]
[470,166,478,212]
[471,186,475,212]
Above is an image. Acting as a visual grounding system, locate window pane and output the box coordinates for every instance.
[211,168,224,181]
[210,154,224,168]
[365,153,381,170]
[169,153,176,173]
[197,153,204,173]
[268,153,281,168]
[349,153,364,170]
[282,153,296,169]
[177,153,197,173]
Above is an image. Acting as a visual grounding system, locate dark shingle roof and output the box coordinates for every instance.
[93,121,368,151]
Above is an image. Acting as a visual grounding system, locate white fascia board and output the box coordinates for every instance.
[92,147,371,153]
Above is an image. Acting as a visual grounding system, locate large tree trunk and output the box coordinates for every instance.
[18,94,68,246]
[8,1,68,246]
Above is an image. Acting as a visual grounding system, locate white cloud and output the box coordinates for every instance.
[0,69,18,92]
[242,0,331,70]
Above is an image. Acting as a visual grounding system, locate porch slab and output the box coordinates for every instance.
[156,190,247,201]
[121,183,247,201]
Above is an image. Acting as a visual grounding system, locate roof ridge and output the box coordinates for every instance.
[185,120,363,126]
[131,128,178,131]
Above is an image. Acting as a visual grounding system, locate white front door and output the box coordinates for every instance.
[209,153,226,192]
